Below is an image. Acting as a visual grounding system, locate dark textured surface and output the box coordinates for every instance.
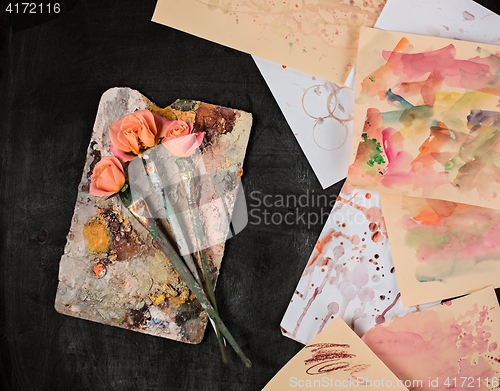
[1,1,500,390]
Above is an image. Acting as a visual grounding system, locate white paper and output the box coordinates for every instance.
[280,184,437,344]
[375,0,500,42]
[252,56,354,189]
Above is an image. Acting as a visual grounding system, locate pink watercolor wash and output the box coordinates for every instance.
[362,287,500,390]
[348,29,500,211]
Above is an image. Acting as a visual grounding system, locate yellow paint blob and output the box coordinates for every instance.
[83,215,111,253]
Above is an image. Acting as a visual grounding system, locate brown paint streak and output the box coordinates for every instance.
[304,343,370,376]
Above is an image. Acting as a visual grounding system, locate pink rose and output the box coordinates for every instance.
[109,110,170,159]
[89,156,126,197]
[163,132,205,158]
[159,120,194,139]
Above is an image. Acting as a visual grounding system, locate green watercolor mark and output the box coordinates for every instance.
[369,76,375,82]
[381,109,406,126]
[236,19,239,24]
[399,105,434,128]
[361,132,386,167]
[289,42,294,48]
[405,227,449,250]
[303,49,307,53]
[386,89,414,110]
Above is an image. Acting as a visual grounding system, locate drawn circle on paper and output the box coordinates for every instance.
[302,84,338,119]
[332,87,355,121]
[313,117,349,151]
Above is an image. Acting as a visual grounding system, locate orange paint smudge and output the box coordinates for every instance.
[413,206,441,226]
[305,228,360,275]
[93,263,106,278]
[361,37,414,100]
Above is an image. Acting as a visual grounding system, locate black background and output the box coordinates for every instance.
[1,1,500,390]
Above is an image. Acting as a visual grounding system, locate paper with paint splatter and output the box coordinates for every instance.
[280,182,436,344]
[252,56,354,189]
[344,0,500,88]
[264,317,407,390]
[379,193,500,307]
[152,0,385,85]
[362,286,500,390]
[348,28,500,210]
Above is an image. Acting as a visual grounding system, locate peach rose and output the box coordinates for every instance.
[89,156,126,197]
[109,110,170,159]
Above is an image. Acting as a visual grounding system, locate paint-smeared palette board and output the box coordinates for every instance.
[55,88,252,343]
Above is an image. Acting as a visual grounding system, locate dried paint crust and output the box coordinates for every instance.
[55,88,252,343]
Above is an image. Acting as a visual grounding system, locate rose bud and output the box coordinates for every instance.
[163,132,205,158]
[159,120,194,139]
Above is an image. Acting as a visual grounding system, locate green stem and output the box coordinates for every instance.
[122,186,243,365]
[174,158,228,362]
[141,157,228,363]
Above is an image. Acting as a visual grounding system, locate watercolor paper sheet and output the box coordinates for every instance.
[362,286,500,390]
[344,0,500,88]
[55,88,252,343]
[379,192,500,307]
[348,28,500,210]
[252,56,354,189]
[152,0,385,85]
[264,317,407,390]
[281,182,436,344]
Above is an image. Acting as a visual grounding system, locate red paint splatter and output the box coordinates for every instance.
[371,231,384,243]
[375,292,401,324]
[463,10,475,20]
